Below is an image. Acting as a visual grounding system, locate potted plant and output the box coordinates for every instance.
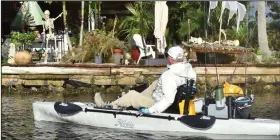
[62,29,125,64]
[82,30,106,64]
[82,29,122,64]
[10,31,36,50]
[10,31,36,64]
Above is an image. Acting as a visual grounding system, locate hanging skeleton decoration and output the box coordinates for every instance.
[42,10,63,63]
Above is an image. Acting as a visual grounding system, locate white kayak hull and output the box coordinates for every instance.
[32,101,280,136]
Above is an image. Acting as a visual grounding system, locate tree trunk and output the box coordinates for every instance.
[79,1,85,46]
[257,1,272,58]
[62,1,73,54]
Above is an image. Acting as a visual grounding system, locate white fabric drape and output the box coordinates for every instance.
[236,2,247,31]
[214,1,247,32]
[207,1,218,24]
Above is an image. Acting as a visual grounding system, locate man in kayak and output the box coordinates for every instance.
[95,45,196,115]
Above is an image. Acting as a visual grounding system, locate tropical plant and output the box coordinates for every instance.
[226,23,248,46]
[62,29,125,63]
[177,2,205,40]
[167,1,214,44]
[119,2,154,40]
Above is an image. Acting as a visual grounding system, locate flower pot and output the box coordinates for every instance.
[14,50,32,65]
[113,49,122,54]
[95,55,102,64]
[113,54,122,65]
[131,47,140,61]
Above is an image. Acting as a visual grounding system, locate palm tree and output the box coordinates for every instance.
[257,1,272,58]
[79,1,85,46]
[119,2,154,40]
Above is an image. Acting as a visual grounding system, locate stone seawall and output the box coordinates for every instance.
[2,64,280,87]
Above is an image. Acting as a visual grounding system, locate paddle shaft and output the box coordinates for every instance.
[54,102,215,129]
[84,108,215,129]
[84,108,178,121]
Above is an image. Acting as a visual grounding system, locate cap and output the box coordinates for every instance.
[167,46,184,59]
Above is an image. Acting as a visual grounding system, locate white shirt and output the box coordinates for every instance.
[148,62,196,113]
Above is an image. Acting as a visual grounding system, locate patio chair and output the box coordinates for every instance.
[131,34,155,64]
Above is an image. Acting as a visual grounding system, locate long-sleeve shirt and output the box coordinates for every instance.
[148,62,196,113]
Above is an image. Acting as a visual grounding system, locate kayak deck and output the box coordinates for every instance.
[32,101,280,136]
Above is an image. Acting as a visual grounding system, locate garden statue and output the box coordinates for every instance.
[42,10,63,63]
[8,43,16,64]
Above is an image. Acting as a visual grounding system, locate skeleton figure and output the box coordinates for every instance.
[42,10,63,63]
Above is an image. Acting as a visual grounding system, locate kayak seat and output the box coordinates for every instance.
[165,79,197,115]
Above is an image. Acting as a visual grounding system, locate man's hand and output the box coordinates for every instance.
[136,108,150,116]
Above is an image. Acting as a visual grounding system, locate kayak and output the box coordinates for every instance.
[32,101,280,136]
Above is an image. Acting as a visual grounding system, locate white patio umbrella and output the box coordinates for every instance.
[154,1,168,54]
[11,1,45,30]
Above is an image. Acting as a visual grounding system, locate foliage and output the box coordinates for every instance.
[1,57,8,63]
[119,2,154,40]
[167,1,222,44]
[267,1,280,20]
[226,23,248,46]
[262,52,280,64]
[10,31,36,47]
[267,28,280,51]
[255,48,263,55]
[70,35,79,46]
[267,1,280,51]
[177,2,205,40]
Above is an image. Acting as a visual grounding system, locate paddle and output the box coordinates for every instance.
[54,102,216,130]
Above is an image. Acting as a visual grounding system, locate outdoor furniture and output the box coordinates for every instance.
[131,34,155,64]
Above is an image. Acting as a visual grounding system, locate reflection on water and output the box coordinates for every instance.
[1,90,280,139]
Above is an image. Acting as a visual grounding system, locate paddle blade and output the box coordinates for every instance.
[54,102,83,116]
[179,115,216,130]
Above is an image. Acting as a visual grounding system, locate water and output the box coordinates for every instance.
[1,89,280,140]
